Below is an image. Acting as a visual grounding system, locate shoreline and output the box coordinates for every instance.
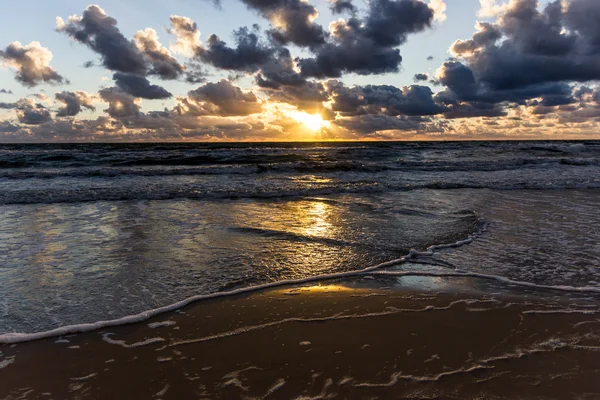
[2,276,600,399]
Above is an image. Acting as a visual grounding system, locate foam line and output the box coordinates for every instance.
[1,222,596,345]
[0,255,412,344]
[368,270,600,294]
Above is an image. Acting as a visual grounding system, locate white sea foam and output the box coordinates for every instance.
[101,333,165,348]
[369,270,600,294]
[148,321,177,329]
[0,357,15,369]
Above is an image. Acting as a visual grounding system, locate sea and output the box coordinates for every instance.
[1,140,600,341]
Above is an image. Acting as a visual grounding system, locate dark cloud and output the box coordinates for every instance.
[265,81,329,113]
[334,114,437,135]
[0,121,21,134]
[0,89,13,95]
[299,0,435,78]
[239,0,327,48]
[98,87,140,118]
[436,60,574,106]
[57,5,148,75]
[113,73,172,100]
[442,102,507,119]
[184,61,208,84]
[177,79,263,116]
[133,28,184,79]
[83,61,95,68]
[0,41,66,87]
[330,0,356,14]
[427,55,434,60]
[448,0,600,97]
[0,102,15,109]
[255,48,305,89]
[414,73,429,82]
[326,80,445,117]
[55,91,95,117]
[198,27,274,72]
[14,98,52,125]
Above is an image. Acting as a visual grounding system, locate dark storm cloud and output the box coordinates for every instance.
[57,5,148,75]
[447,0,600,101]
[98,87,140,118]
[298,0,435,78]
[436,60,574,106]
[239,0,327,48]
[55,91,95,117]
[414,73,429,82]
[334,114,436,134]
[255,48,306,89]
[113,73,172,100]
[330,0,356,14]
[198,27,274,72]
[0,89,13,95]
[442,102,507,119]
[326,80,445,117]
[177,79,263,116]
[14,98,52,125]
[0,41,66,87]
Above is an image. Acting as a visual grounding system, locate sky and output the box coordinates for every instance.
[0,0,598,141]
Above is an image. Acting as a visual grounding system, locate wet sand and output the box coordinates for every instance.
[1,277,600,400]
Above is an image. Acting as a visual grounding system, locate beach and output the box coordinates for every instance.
[2,142,600,399]
[2,276,600,399]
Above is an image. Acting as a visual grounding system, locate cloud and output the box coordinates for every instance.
[255,48,306,88]
[266,80,329,114]
[14,98,52,124]
[0,41,66,87]
[478,0,507,19]
[429,0,447,22]
[299,0,435,78]
[57,5,148,75]
[98,87,141,118]
[168,16,202,57]
[113,72,172,99]
[133,28,184,79]
[449,0,600,93]
[55,91,95,117]
[177,79,263,116]
[414,73,429,82]
[239,0,327,48]
[0,89,13,95]
[326,80,445,117]
[435,0,600,116]
[197,27,274,72]
[334,114,441,135]
[330,0,357,14]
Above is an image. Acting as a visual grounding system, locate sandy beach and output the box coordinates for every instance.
[2,276,599,400]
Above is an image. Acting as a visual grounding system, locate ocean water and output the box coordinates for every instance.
[1,141,600,338]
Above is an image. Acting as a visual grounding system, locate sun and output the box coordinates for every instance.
[290,111,330,132]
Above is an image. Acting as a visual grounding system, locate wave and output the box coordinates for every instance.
[2,223,599,345]
[2,157,600,179]
[3,178,600,205]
